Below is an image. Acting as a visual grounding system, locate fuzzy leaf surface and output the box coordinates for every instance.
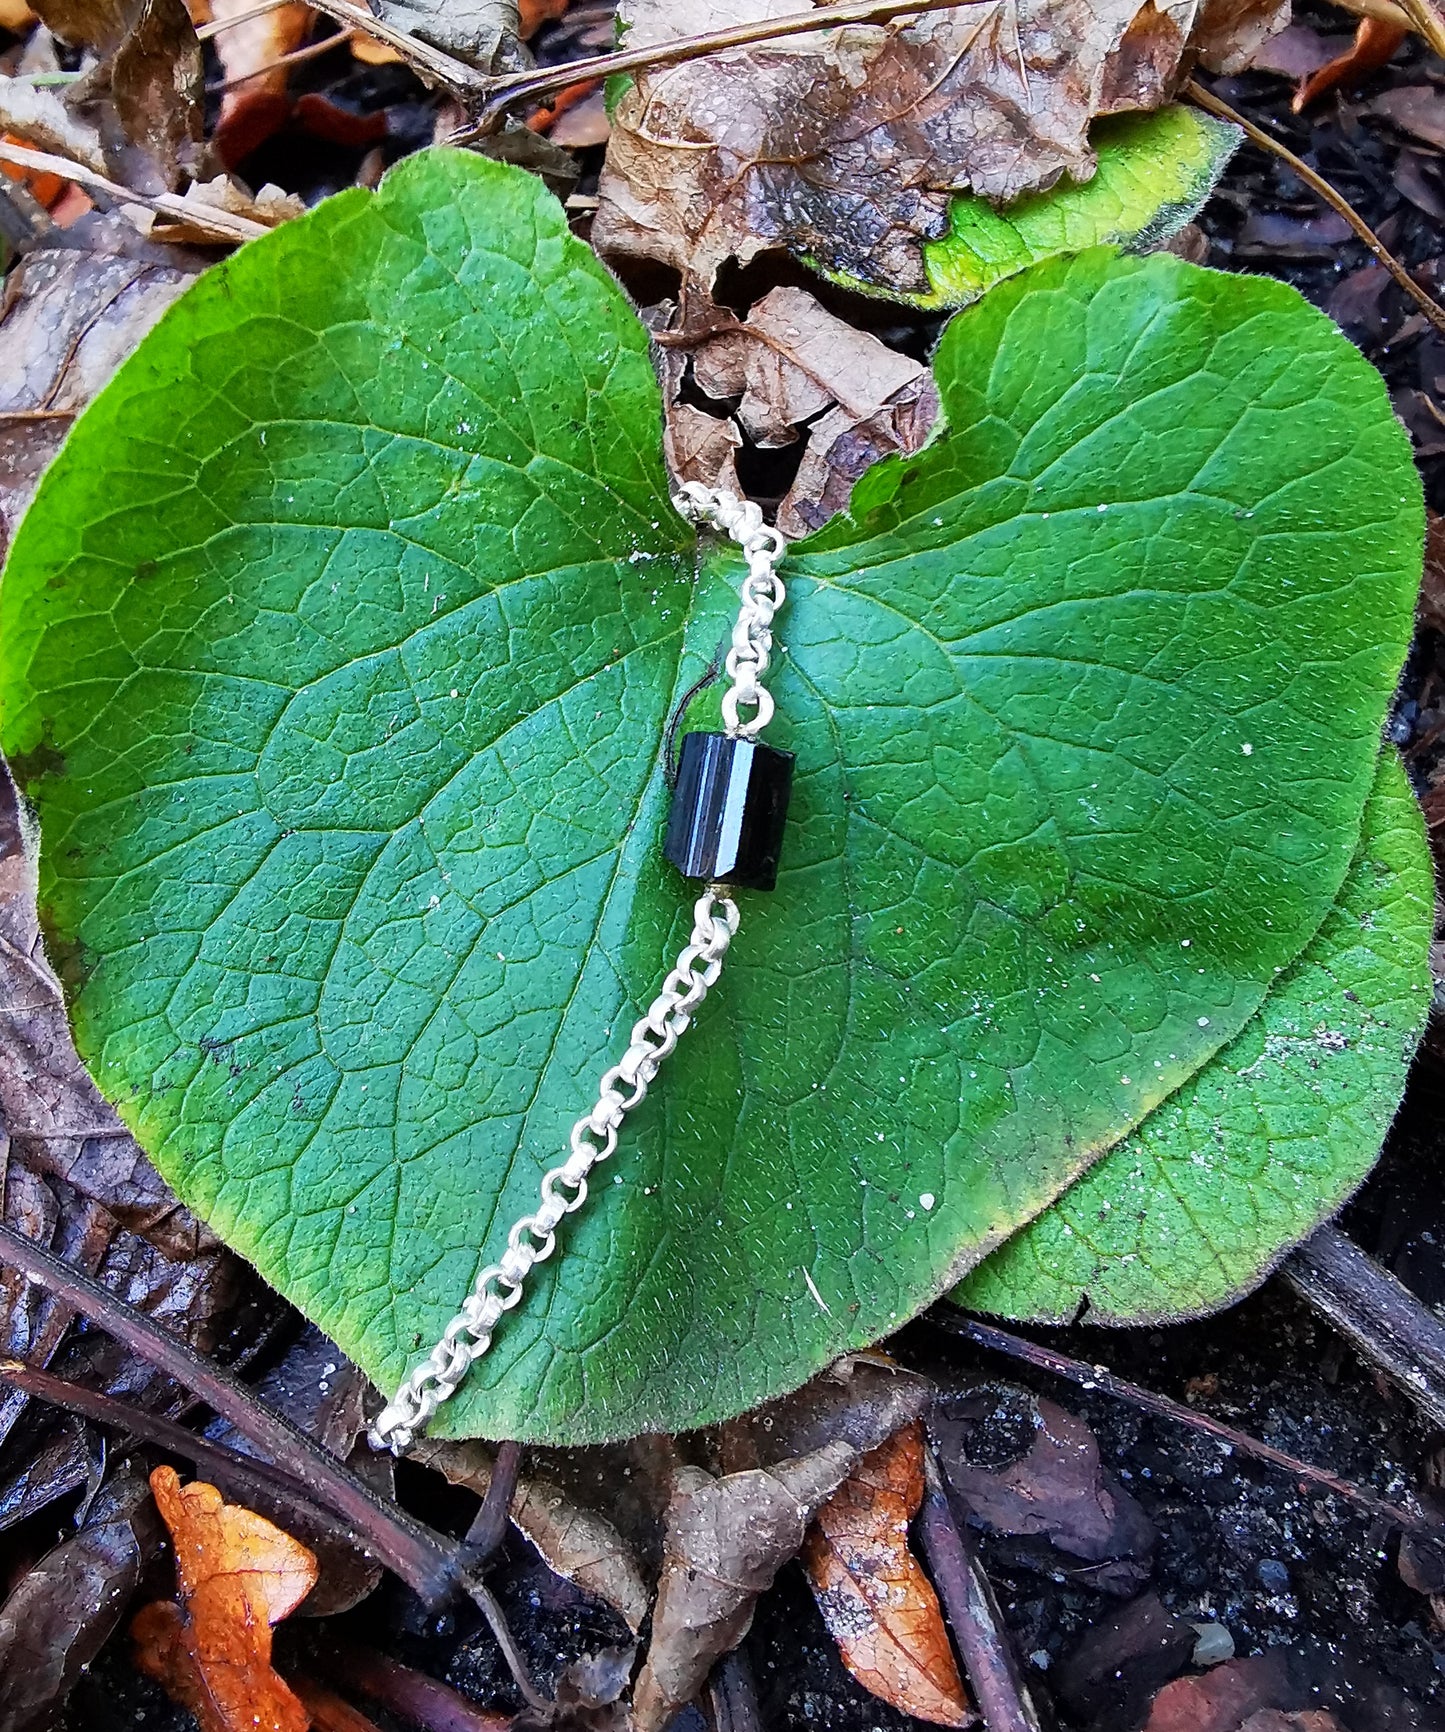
[0,152,1422,1441]
[956,750,1432,1323]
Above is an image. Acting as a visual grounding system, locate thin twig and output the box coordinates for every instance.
[196,0,308,41]
[933,1310,1431,1534]
[465,1438,520,1559]
[0,1220,457,1604]
[0,1357,382,1550]
[206,27,357,93]
[0,139,268,244]
[1331,0,1414,24]
[917,1448,1037,1732]
[1284,1224,1445,1432]
[1185,78,1445,340]
[455,0,998,136]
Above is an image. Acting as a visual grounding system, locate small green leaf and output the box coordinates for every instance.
[0,153,1422,1442]
[955,749,1433,1324]
[818,106,1240,310]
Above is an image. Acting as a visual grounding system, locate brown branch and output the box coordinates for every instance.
[917,1449,1037,1732]
[932,1309,1432,1534]
[1284,1224,1445,1432]
[0,139,268,244]
[1185,78,1445,340]
[465,1438,520,1559]
[455,0,999,136]
[0,1358,382,1547]
[196,0,309,40]
[0,1219,457,1605]
[1394,0,1445,56]
[307,0,489,95]
[317,1644,514,1731]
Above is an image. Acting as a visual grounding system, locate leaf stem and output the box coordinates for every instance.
[1184,77,1445,340]
[932,1308,1432,1533]
[1394,0,1445,57]
[196,0,311,41]
[0,139,269,243]
[205,27,358,93]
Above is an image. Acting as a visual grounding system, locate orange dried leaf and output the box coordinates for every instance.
[350,30,402,63]
[1292,16,1405,111]
[519,0,570,36]
[132,1466,319,1732]
[803,1423,971,1729]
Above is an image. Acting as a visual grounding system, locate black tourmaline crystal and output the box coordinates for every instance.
[664,732,794,891]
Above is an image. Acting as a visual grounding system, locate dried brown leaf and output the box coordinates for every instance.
[1139,1654,1298,1732]
[1369,85,1445,150]
[930,1384,1155,1594]
[0,1465,159,1732]
[1190,0,1290,72]
[415,1438,652,1631]
[109,0,204,188]
[662,285,937,534]
[369,0,523,70]
[594,0,1285,293]
[632,1441,859,1732]
[802,1421,970,1728]
[133,1467,318,1732]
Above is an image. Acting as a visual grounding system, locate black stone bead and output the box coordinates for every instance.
[664,732,794,891]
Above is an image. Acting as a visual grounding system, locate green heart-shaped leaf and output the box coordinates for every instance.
[0,151,1422,1442]
[956,748,1432,1323]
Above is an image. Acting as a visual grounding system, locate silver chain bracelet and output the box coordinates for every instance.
[369,486,790,1451]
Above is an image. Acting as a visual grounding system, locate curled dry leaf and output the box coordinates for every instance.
[108,0,204,189]
[661,285,937,537]
[930,1385,1155,1594]
[632,1441,859,1732]
[0,1465,159,1732]
[132,1466,319,1732]
[0,75,109,174]
[802,1421,971,1728]
[369,0,523,71]
[1291,16,1405,110]
[415,1438,652,1631]
[593,0,1287,294]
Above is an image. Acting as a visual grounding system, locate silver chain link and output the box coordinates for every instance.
[368,486,786,1452]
